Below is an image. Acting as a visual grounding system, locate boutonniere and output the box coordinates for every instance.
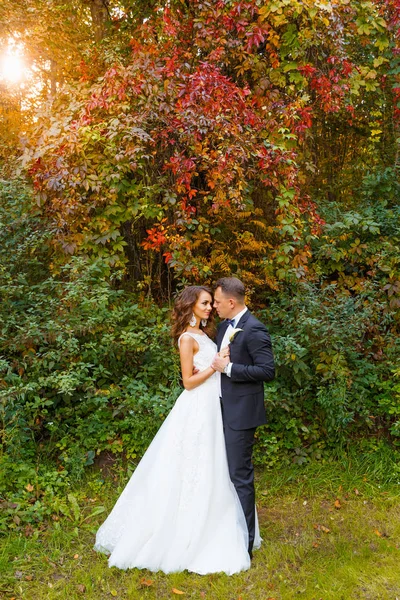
[229,328,243,343]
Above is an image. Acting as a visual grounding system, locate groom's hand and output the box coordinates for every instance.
[211,354,229,373]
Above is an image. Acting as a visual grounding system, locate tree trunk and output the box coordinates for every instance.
[50,59,57,96]
[86,0,109,42]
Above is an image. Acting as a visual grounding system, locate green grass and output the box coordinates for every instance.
[1,455,400,600]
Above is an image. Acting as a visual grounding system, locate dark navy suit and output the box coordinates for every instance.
[216,310,275,554]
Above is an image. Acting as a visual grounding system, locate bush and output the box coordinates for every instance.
[256,224,400,464]
[0,259,181,471]
[1,173,399,527]
[0,177,182,517]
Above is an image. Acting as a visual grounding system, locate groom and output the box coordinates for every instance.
[211,277,275,558]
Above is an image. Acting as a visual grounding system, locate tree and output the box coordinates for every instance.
[18,0,399,299]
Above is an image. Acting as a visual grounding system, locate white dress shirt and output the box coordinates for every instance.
[220,306,248,379]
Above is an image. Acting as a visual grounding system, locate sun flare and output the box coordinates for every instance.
[0,53,24,83]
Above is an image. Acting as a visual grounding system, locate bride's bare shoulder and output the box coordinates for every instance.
[178,332,198,351]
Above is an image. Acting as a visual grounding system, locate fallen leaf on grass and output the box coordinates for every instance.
[313,524,330,533]
[77,584,86,593]
[140,578,153,587]
[373,529,389,538]
[1,501,18,509]
[321,525,330,533]
[354,488,360,495]
[24,525,34,537]
[73,554,79,559]
[313,542,319,548]
[334,499,341,509]
[25,483,34,492]
[110,591,118,597]
[25,575,33,581]
[172,589,185,595]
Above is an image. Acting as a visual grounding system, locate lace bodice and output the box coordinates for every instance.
[178,332,217,371]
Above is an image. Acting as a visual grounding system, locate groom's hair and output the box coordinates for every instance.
[214,277,245,303]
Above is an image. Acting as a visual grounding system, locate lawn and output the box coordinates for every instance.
[1,454,400,600]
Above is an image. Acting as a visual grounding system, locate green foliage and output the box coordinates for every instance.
[1,168,400,527]
[255,197,400,464]
[0,0,399,533]
[0,257,181,469]
[0,177,181,524]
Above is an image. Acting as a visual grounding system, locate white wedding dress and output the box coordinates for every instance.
[94,332,260,575]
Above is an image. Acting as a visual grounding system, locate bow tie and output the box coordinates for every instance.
[225,319,235,327]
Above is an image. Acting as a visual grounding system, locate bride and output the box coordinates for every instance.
[94,286,260,574]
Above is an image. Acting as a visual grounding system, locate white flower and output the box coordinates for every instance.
[229,328,243,343]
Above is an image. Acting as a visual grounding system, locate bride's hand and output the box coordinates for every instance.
[218,345,230,360]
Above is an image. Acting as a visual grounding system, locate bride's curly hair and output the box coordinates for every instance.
[171,286,216,344]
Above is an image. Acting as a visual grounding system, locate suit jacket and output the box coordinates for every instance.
[216,310,275,430]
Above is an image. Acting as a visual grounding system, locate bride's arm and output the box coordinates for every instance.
[179,335,216,391]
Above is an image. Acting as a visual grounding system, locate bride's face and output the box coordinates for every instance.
[193,291,213,323]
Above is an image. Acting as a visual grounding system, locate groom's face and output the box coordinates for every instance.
[213,287,234,319]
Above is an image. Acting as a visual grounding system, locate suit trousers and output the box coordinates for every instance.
[221,409,256,555]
